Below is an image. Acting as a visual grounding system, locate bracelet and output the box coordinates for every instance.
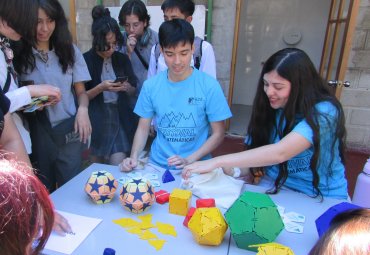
[232,167,241,178]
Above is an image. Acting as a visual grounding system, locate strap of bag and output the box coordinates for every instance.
[134,47,149,70]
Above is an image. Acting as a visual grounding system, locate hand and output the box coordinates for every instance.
[27,84,61,103]
[182,159,217,179]
[74,106,92,144]
[119,157,137,172]
[168,155,189,169]
[126,34,137,55]
[222,167,234,176]
[53,211,72,236]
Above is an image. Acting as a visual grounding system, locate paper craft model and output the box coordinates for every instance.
[196,198,216,208]
[225,191,284,251]
[169,188,192,216]
[155,190,170,204]
[119,178,155,214]
[315,202,361,237]
[183,207,196,227]
[162,168,175,183]
[249,242,295,255]
[85,170,118,204]
[188,207,228,246]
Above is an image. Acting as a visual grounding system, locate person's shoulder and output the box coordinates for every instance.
[145,70,167,86]
[193,68,218,84]
[315,100,339,117]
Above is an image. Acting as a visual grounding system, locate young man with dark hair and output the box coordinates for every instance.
[121,19,231,171]
[147,0,216,79]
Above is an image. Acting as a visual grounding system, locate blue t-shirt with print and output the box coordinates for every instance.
[135,68,232,168]
[246,101,348,200]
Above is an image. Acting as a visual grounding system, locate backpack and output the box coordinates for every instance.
[154,36,203,70]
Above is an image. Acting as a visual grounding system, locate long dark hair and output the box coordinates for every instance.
[14,0,75,74]
[247,48,346,197]
[91,5,123,52]
[0,0,38,45]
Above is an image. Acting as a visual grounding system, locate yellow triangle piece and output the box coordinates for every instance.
[140,230,158,240]
[148,239,166,251]
[126,226,143,235]
[138,214,153,223]
[156,222,177,237]
[249,242,295,255]
[113,218,140,228]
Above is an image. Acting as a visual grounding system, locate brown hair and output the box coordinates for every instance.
[309,208,370,255]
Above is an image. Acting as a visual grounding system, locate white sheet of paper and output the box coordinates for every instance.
[44,210,102,254]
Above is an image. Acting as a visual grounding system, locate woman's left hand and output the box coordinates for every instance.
[75,106,91,144]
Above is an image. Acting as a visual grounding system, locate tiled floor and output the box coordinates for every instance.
[213,135,369,198]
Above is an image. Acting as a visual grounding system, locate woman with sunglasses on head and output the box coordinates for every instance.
[84,5,138,165]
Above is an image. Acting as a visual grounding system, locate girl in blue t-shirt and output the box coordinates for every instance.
[183,48,348,200]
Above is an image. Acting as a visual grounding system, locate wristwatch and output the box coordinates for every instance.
[232,167,241,178]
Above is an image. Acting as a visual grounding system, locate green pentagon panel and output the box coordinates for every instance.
[225,199,255,234]
[255,206,284,241]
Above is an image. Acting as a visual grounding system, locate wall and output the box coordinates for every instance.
[342,0,370,152]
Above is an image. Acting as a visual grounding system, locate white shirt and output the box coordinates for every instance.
[147,40,217,79]
[0,52,32,153]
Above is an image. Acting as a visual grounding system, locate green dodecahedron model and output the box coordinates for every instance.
[224,191,284,252]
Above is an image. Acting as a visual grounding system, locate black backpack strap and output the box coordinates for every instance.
[193,37,203,70]
[154,43,161,71]
[3,67,11,93]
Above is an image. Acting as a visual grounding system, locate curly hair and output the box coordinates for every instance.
[0,153,54,255]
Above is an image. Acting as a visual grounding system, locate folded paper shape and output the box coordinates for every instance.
[225,191,284,251]
[188,207,228,246]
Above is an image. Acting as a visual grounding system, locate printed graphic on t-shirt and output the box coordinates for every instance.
[287,152,311,174]
[158,111,197,142]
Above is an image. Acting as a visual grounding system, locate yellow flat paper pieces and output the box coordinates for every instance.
[249,242,295,255]
[113,218,140,228]
[156,222,177,237]
[148,239,166,251]
[140,230,158,240]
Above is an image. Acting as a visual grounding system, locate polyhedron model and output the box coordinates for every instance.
[188,207,228,246]
[225,191,284,251]
[119,177,155,214]
[315,202,361,237]
[85,170,118,204]
[169,188,192,216]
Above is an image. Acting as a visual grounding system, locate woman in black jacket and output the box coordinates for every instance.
[84,5,138,165]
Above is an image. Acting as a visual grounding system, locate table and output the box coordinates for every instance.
[43,163,231,255]
[44,163,344,255]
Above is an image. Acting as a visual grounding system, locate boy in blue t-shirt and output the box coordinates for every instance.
[120,19,232,171]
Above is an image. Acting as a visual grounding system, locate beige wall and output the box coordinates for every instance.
[342,0,370,152]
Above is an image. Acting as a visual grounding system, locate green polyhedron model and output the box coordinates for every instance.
[224,191,284,252]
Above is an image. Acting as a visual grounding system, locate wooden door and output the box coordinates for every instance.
[319,0,360,98]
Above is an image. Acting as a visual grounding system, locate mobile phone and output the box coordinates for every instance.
[114,76,128,83]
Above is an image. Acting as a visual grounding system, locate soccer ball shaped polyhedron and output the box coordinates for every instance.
[225,191,284,251]
[119,178,155,214]
[85,171,118,204]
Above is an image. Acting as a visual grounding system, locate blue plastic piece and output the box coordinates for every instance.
[103,248,116,255]
[162,169,175,183]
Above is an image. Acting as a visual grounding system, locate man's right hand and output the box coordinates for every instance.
[119,157,138,172]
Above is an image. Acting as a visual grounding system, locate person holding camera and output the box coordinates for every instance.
[84,5,138,165]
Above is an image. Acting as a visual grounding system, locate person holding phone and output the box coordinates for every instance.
[84,5,138,165]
